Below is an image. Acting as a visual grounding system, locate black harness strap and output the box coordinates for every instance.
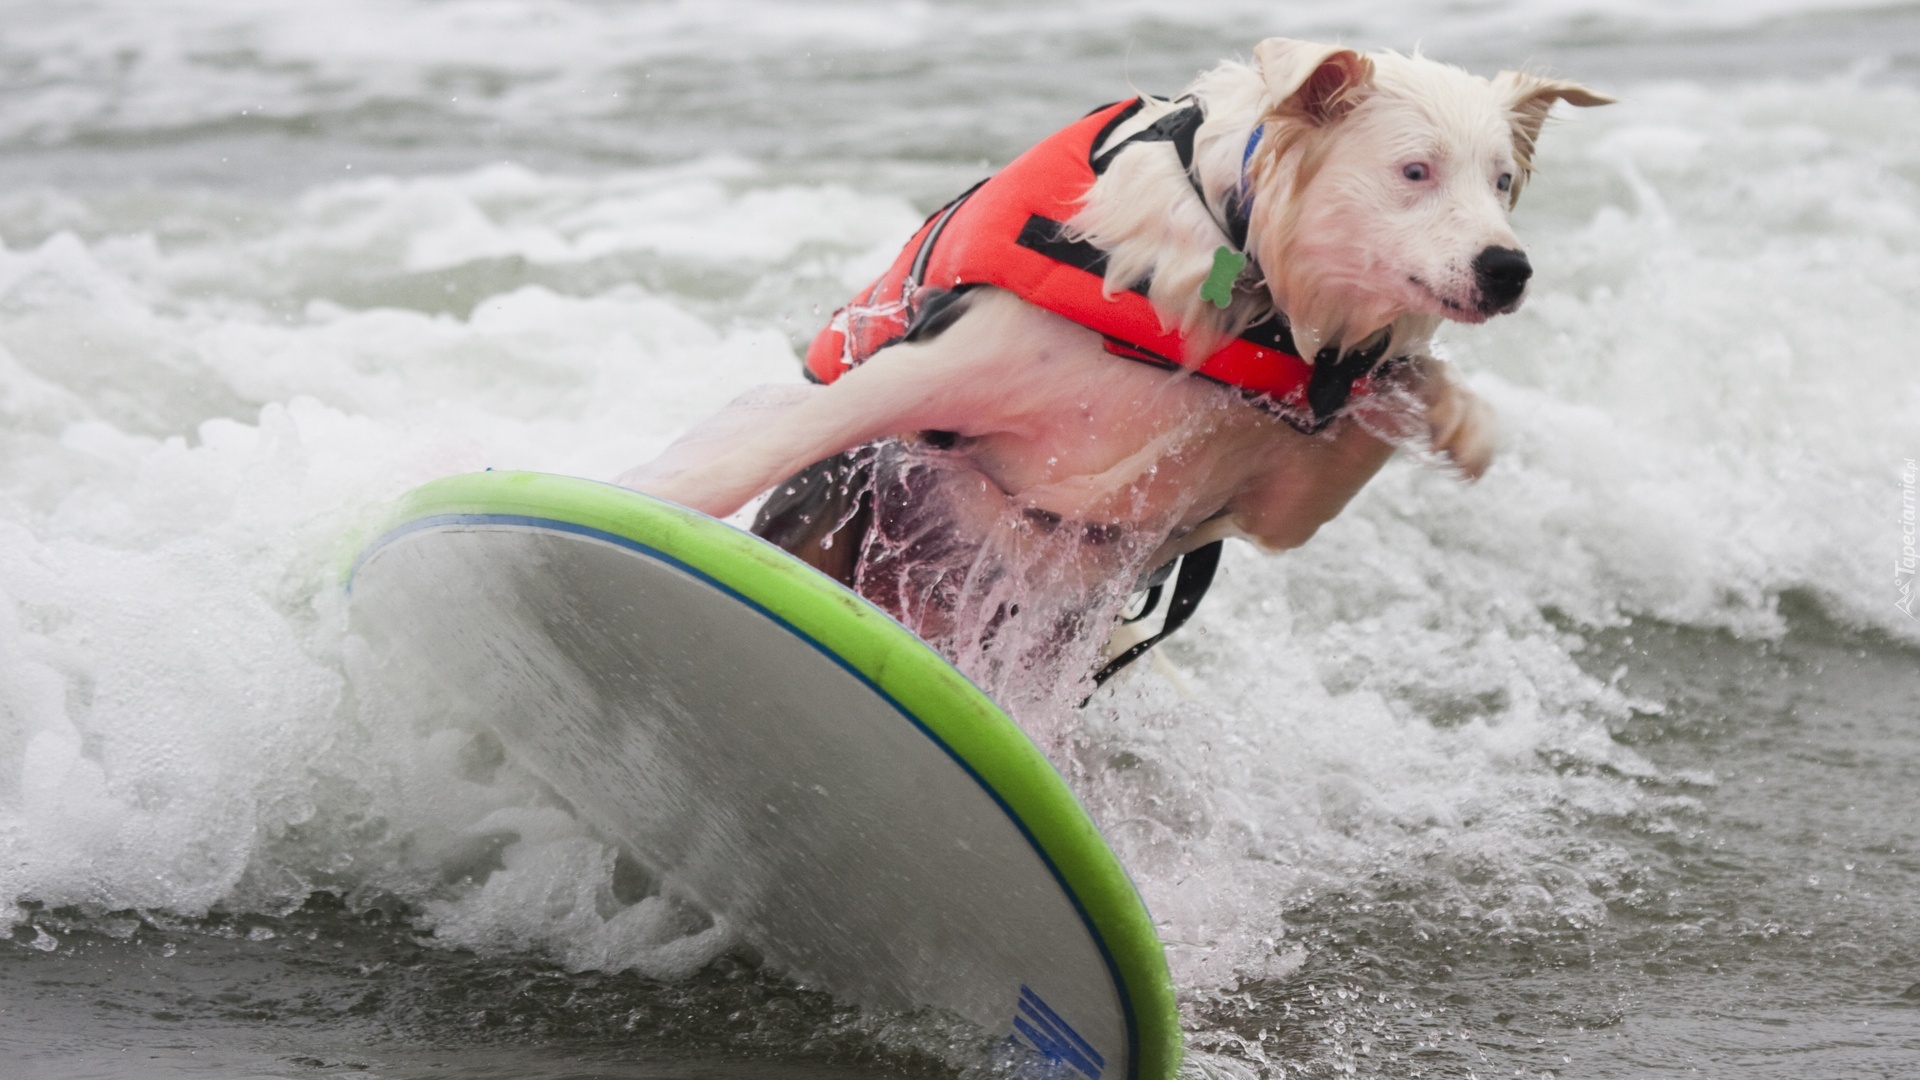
[1094,102,1253,253]
[1306,330,1394,419]
[1011,212,1299,357]
[1013,213,1134,291]
[1087,539,1223,693]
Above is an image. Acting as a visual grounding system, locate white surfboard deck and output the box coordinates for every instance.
[348,471,1179,1080]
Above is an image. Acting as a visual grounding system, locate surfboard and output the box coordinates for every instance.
[347,471,1180,1080]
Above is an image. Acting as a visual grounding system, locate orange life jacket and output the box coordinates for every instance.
[803,98,1387,432]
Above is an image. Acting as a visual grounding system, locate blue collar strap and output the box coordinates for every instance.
[1230,124,1265,249]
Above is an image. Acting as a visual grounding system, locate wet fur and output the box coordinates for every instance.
[1070,43,1610,363]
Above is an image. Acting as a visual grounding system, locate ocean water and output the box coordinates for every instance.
[3,1,1919,1077]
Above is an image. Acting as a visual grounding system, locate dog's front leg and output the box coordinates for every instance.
[1229,356,1497,551]
[1230,418,1400,552]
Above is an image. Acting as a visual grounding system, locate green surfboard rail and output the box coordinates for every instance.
[363,470,1181,1080]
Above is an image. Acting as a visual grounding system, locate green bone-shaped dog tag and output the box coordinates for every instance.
[1200,245,1245,309]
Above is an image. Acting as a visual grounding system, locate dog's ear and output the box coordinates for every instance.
[1254,39,1373,125]
[1493,72,1614,202]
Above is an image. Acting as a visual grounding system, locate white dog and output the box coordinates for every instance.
[629,40,1609,709]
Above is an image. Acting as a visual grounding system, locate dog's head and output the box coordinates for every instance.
[1246,40,1611,342]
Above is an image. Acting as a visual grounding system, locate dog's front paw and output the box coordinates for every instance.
[1428,383,1496,480]
[1392,356,1496,480]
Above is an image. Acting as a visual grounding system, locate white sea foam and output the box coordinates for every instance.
[0,5,1915,1028]
[0,157,897,975]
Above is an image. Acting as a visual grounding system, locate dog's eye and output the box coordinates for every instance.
[1402,162,1430,182]
[1497,172,1513,193]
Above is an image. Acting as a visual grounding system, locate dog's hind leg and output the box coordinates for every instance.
[750,447,874,587]
[615,384,821,493]
[631,289,1074,519]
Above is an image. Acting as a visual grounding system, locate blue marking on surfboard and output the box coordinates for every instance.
[352,507,1146,1078]
[1013,984,1105,1079]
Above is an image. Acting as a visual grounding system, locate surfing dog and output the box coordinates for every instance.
[628,40,1609,706]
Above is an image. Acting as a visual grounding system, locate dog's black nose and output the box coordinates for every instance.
[1472,246,1532,312]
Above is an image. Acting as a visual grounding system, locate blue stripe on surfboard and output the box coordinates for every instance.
[352,510,1146,1079]
[1015,984,1106,1079]
[1014,1015,1104,1080]
[1022,984,1108,1070]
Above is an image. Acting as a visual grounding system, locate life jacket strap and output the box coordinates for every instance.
[906,178,987,291]
[1094,101,1256,254]
[1086,539,1224,695]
